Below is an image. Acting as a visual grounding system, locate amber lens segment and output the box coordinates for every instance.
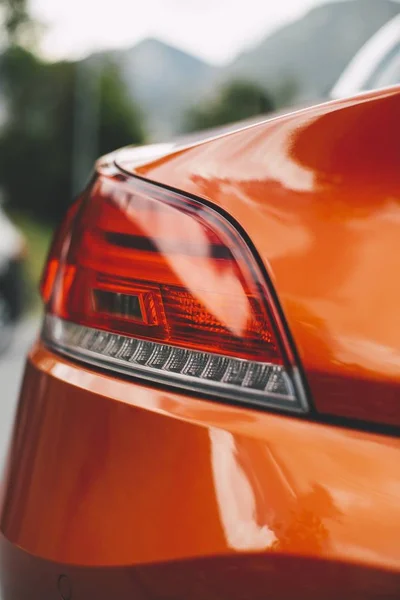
[92,281,164,326]
[94,289,144,321]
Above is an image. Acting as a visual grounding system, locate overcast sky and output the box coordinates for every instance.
[30,0,350,64]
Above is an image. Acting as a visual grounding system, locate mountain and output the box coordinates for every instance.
[224,0,400,103]
[91,0,400,138]
[110,38,217,138]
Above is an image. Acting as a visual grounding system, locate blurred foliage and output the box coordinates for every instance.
[0,47,145,223]
[97,62,145,158]
[8,210,52,311]
[183,80,274,133]
[0,0,30,45]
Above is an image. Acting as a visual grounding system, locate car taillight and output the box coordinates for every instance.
[41,163,308,412]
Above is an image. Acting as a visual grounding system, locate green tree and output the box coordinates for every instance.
[184,80,274,133]
[98,61,145,155]
[0,48,145,223]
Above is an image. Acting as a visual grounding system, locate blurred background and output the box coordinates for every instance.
[0,0,399,461]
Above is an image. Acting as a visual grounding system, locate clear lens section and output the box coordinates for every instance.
[43,315,302,409]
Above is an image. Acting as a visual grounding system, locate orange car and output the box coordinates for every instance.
[1,86,400,599]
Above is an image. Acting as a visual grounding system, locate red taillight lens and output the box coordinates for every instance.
[40,198,82,304]
[41,166,308,412]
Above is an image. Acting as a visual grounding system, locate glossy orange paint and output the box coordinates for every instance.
[2,89,400,599]
[117,86,400,427]
[1,343,400,598]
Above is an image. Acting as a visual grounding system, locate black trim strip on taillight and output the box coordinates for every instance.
[105,232,234,259]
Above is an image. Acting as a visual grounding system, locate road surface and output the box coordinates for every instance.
[0,318,40,469]
[0,319,38,598]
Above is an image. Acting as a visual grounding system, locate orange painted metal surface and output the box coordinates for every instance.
[117,87,400,426]
[1,344,399,595]
[2,90,400,598]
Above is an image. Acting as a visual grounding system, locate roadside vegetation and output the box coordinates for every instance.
[8,211,52,312]
[184,80,275,132]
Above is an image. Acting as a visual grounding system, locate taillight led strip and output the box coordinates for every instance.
[43,315,306,410]
[41,166,309,414]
